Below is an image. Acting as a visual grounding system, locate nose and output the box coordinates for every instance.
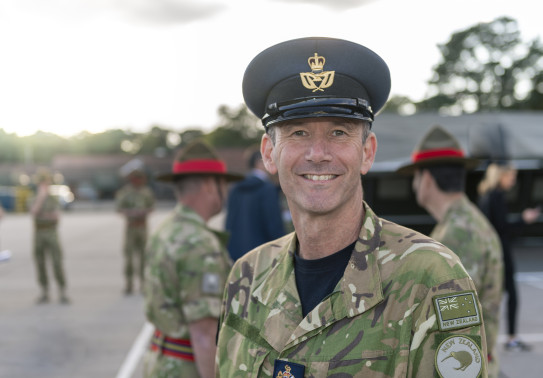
[305,136,333,163]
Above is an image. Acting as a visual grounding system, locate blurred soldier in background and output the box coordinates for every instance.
[225,145,286,261]
[30,168,70,304]
[115,158,155,295]
[397,125,503,377]
[143,140,241,377]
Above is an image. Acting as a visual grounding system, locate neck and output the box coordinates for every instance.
[179,194,214,222]
[426,191,463,222]
[292,195,365,260]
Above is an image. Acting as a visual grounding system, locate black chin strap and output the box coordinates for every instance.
[214,176,224,207]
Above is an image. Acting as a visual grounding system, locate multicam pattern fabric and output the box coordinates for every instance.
[33,194,66,290]
[431,194,503,377]
[143,203,231,377]
[216,202,487,377]
[116,184,155,285]
[34,194,60,228]
[115,184,155,221]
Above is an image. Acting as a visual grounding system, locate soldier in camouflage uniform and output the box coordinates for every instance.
[143,140,242,378]
[216,37,488,377]
[397,125,503,378]
[30,168,70,304]
[116,160,155,294]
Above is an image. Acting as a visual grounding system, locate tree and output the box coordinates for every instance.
[205,104,263,147]
[380,95,416,115]
[419,16,543,113]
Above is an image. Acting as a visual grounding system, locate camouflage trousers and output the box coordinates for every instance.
[33,228,66,291]
[143,349,199,378]
[123,226,147,289]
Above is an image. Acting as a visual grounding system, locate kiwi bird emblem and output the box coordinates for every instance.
[441,350,473,371]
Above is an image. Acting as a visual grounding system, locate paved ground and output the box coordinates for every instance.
[0,201,541,377]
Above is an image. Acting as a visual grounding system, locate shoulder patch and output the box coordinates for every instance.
[202,273,221,294]
[435,335,483,378]
[433,291,481,331]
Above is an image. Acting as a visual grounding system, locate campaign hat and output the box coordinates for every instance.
[156,140,243,182]
[242,37,391,129]
[396,125,480,175]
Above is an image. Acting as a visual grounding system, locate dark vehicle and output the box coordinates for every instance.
[364,112,543,246]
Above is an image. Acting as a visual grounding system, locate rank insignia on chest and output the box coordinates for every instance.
[433,290,481,331]
[273,360,305,378]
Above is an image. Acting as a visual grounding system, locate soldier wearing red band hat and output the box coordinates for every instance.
[397,125,503,377]
[142,140,242,378]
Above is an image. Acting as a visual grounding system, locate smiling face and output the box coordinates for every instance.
[261,117,376,217]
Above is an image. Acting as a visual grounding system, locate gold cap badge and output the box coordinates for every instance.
[300,53,335,92]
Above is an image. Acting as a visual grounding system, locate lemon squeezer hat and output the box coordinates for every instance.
[156,140,243,182]
[396,125,480,175]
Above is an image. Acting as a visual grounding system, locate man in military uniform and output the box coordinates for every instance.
[397,125,503,377]
[216,37,488,377]
[30,168,70,304]
[143,140,241,377]
[115,159,155,294]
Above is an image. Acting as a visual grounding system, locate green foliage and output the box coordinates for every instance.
[0,104,263,164]
[380,95,416,115]
[419,16,543,113]
[204,104,264,147]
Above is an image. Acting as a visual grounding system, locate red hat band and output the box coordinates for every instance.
[172,159,226,175]
[412,148,464,163]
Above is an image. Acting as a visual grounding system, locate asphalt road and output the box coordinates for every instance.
[0,202,541,377]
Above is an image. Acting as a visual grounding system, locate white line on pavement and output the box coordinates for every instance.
[116,322,154,378]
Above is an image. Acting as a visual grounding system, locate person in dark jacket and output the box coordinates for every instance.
[478,162,540,351]
[225,147,286,261]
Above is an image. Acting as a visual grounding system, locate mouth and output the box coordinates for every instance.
[302,174,337,181]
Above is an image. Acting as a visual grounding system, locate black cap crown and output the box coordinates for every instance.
[243,37,391,128]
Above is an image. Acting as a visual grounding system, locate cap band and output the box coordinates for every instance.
[172,159,226,174]
[263,97,373,128]
[412,148,465,163]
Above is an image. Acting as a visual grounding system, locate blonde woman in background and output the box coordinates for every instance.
[478,162,541,351]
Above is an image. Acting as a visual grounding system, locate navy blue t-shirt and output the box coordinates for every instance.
[294,241,356,317]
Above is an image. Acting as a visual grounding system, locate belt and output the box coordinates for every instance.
[128,220,147,227]
[35,223,57,230]
[150,329,194,362]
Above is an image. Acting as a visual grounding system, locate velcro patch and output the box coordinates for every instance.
[433,291,481,331]
[435,335,483,378]
[202,273,221,294]
[273,359,305,378]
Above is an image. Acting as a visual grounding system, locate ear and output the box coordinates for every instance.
[261,133,278,175]
[360,132,377,175]
[421,169,437,190]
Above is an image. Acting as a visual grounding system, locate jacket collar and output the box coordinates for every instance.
[255,202,385,351]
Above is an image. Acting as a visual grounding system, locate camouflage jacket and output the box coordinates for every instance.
[144,203,232,339]
[33,194,60,228]
[216,202,487,377]
[115,184,155,223]
[431,194,503,361]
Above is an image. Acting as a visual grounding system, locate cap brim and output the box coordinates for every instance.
[156,172,244,183]
[396,157,480,176]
